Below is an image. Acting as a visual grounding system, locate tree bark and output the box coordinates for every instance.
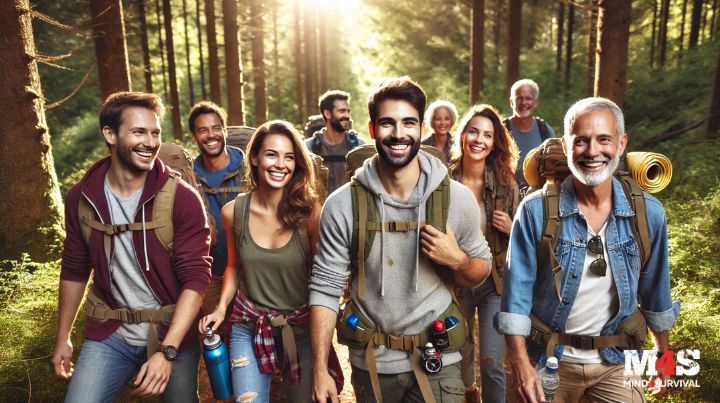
[565,3,575,92]
[679,0,689,61]
[89,0,132,100]
[196,0,207,100]
[707,48,720,137]
[658,0,671,66]
[0,0,64,261]
[318,11,328,93]
[182,0,195,104]
[155,0,168,101]
[249,0,267,125]
[587,0,598,95]
[271,0,281,116]
[506,0,521,93]
[137,0,153,93]
[690,0,703,48]
[711,0,718,37]
[162,0,183,139]
[293,0,305,122]
[470,0,485,104]
[303,2,318,119]
[556,3,565,73]
[494,0,502,70]
[594,0,631,107]
[205,0,221,105]
[651,0,658,66]
[223,0,246,125]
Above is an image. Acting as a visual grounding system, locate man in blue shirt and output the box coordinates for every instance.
[506,79,556,190]
[189,101,245,319]
[497,97,679,402]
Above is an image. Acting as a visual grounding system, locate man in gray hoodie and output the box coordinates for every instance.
[309,77,492,403]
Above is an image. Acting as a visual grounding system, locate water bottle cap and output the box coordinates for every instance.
[546,356,559,370]
[346,314,359,330]
[204,330,222,350]
[444,316,459,329]
[432,320,445,332]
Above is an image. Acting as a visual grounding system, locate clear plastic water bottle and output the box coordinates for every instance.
[202,327,233,400]
[537,356,559,402]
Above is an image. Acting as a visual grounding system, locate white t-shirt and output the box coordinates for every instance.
[562,223,618,363]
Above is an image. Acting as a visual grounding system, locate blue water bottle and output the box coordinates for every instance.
[202,327,233,400]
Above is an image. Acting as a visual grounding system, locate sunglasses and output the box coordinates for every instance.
[587,235,607,277]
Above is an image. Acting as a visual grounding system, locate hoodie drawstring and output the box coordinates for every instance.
[142,204,150,271]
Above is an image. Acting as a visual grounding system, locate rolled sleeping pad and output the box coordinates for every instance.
[626,152,673,193]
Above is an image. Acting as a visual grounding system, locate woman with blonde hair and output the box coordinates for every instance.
[199,120,340,402]
[450,104,520,403]
[422,100,459,161]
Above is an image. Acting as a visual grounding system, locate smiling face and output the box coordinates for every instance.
[431,107,453,136]
[327,99,352,132]
[192,112,227,158]
[564,109,627,187]
[510,84,539,118]
[462,115,495,163]
[373,99,422,169]
[105,106,161,173]
[251,133,296,190]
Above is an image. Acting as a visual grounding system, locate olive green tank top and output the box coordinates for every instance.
[233,193,310,313]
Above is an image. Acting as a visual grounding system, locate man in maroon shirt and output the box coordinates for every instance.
[51,92,211,402]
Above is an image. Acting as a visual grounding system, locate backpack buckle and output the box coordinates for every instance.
[121,309,140,324]
[570,335,595,349]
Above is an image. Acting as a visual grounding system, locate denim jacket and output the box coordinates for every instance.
[496,176,680,364]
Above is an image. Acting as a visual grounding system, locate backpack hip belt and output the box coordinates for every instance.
[337,301,466,403]
[84,289,175,355]
[529,309,648,359]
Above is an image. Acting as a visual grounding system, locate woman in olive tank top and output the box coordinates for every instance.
[450,105,520,403]
[199,120,322,402]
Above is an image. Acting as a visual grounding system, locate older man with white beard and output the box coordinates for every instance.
[496,97,680,403]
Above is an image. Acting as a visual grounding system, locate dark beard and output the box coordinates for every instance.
[199,136,226,158]
[330,116,349,133]
[375,137,421,168]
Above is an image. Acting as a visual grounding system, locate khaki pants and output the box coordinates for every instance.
[350,362,465,403]
[555,361,645,403]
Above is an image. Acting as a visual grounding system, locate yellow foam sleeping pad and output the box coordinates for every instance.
[626,152,673,193]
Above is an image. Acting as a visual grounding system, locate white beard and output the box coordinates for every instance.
[569,154,619,186]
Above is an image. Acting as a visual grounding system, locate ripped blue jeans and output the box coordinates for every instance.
[229,323,312,402]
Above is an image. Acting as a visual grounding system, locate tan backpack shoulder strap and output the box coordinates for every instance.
[152,173,180,250]
[350,179,375,301]
[78,195,111,263]
[616,173,651,273]
[539,180,563,300]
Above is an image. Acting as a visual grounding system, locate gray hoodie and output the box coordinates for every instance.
[309,150,492,373]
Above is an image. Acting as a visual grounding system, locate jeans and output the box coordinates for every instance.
[64,332,199,403]
[229,323,313,403]
[458,279,506,403]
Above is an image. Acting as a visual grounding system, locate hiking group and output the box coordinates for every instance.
[51,76,678,403]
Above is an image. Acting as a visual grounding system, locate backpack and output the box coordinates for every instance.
[307,129,362,163]
[343,143,448,183]
[523,138,652,301]
[503,116,552,142]
[78,143,208,259]
[346,145,451,300]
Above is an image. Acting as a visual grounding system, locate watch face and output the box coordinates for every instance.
[163,345,178,361]
[423,357,443,374]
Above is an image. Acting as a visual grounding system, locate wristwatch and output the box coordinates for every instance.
[159,344,178,361]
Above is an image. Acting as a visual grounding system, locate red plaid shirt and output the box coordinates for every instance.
[229,290,344,390]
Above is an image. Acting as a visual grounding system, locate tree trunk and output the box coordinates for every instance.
[494,0,502,70]
[89,0,132,100]
[690,0,703,48]
[707,48,720,137]
[250,0,267,125]
[137,0,153,92]
[162,0,183,139]
[650,0,658,66]
[271,0,281,117]
[205,0,221,105]
[679,0,689,61]
[556,3,565,73]
[587,0,598,95]
[293,0,305,122]
[711,0,718,37]
[658,0,671,66]
[155,0,168,101]
[223,0,246,125]
[303,2,318,119]
[196,0,207,100]
[506,0,521,93]
[0,0,64,261]
[182,0,195,104]
[470,0,485,104]
[565,3,575,92]
[318,12,328,93]
[594,0,631,107]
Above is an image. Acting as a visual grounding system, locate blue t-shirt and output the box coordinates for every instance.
[508,119,555,188]
[194,146,245,276]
